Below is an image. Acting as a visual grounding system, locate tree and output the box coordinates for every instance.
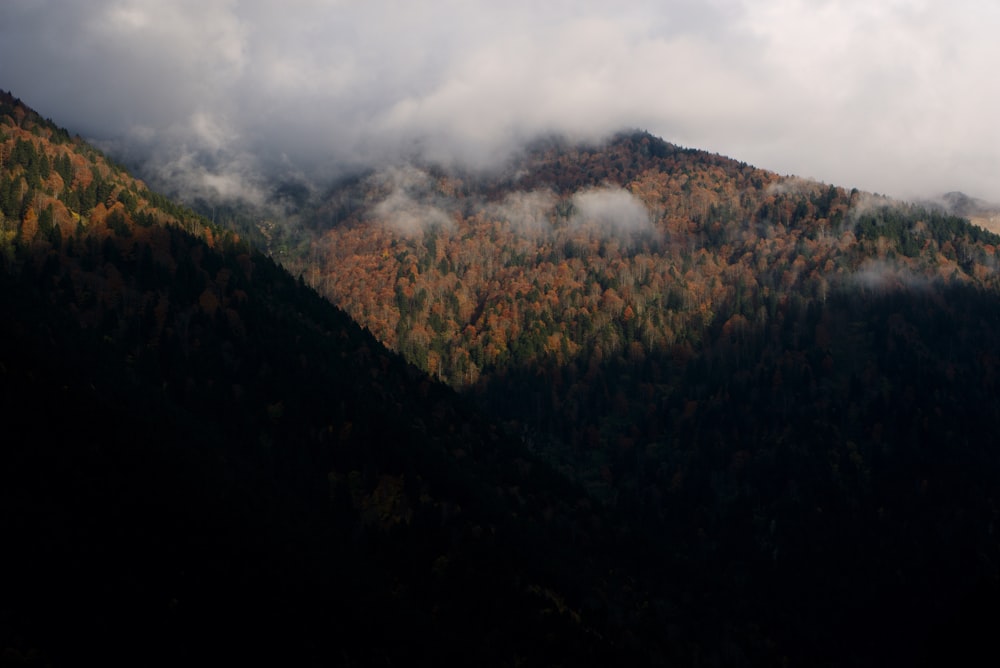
[37,203,54,241]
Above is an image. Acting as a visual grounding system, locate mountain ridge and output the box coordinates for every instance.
[5,88,1000,666]
[925,190,1000,235]
[0,89,660,667]
[253,121,1000,665]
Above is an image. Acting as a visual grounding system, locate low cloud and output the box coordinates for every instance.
[101,113,275,209]
[488,189,558,237]
[570,186,654,237]
[369,166,454,237]
[846,191,901,223]
[847,258,932,293]
[765,176,825,198]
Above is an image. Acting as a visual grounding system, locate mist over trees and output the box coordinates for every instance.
[266,131,1000,664]
[5,91,1000,667]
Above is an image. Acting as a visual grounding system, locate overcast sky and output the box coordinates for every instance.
[1,0,998,203]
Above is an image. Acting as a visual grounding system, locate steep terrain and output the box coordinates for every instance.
[272,131,1000,665]
[0,91,654,667]
[5,89,1000,666]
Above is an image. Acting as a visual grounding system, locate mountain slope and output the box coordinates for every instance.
[0,90,656,667]
[930,190,1000,235]
[268,130,1000,665]
[285,131,1000,467]
[6,88,1000,666]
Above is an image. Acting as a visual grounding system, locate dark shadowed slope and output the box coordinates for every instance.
[0,90,660,667]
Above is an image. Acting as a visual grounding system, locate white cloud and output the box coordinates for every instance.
[369,166,454,237]
[1,0,998,203]
[571,186,654,236]
[489,189,558,236]
[848,258,933,293]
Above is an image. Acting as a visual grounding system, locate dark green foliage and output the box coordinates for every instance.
[0,176,20,217]
[133,210,156,228]
[96,178,115,209]
[143,187,199,221]
[855,204,1000,250]
[117,187,138,212]
[36,203,53,239]
[58,183,80,211]
[12,138,42,189]
[106,208,131,237]
[47,216,62,247]
[53,152,72,184]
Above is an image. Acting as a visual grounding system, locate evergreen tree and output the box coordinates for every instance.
[37,203,54,240]
[0,177,16,217]
[55,153,72,185]
[48,217,62,248]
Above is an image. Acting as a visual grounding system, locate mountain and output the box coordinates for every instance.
[257,131,1000,665]
[5,88,1000,667]
[0,91,658,667]
[927,191,1000,236]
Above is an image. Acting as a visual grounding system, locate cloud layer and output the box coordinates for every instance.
[2,0,998,202]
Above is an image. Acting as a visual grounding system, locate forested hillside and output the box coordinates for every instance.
[288,132,1000,474]
[275,130,1000,665]
[0,90,658,667]
[4,89,1000,666]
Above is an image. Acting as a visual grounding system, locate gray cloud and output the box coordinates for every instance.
[2,0,999,203]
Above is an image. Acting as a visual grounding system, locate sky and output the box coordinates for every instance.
[1,0,998,204]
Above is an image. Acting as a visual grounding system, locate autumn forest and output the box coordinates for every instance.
[2,90,1000,666]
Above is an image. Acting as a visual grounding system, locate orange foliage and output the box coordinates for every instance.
[21,207,38,241]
